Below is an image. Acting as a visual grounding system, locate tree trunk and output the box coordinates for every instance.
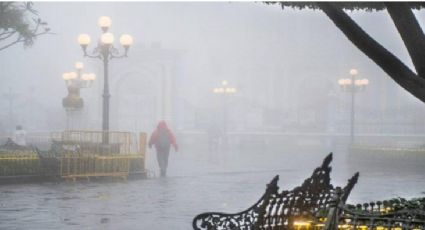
[385,2,425,79]
[317,2,425,103]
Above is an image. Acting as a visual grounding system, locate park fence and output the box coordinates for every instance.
[0,130,147,181]
[0,150,40,176]
[50,130,140,155]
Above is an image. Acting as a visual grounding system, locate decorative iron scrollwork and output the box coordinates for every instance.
[193,153,360,230]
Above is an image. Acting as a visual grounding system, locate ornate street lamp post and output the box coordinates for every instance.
[338,69,369,144]
[213,80,237,147]
[77,16,133,144]
[62,62,96,130]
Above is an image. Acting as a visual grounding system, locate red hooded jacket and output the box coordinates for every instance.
[148,121,178,151]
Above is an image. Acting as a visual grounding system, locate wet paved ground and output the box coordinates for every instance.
[1,145,424,229]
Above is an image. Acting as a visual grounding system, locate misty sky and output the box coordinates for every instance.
[1,2,425,131]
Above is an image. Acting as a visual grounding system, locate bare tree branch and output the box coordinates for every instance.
[0,31,16,40]
[0,30,52,51]
[0,37,25,51]
[317,2,425,103]
[385,2,425,78]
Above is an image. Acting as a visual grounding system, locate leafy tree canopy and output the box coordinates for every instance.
[0,2,50,52]
[268,2,425,11]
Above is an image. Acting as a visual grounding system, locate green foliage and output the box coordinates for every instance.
[353,197,425,212]
[0,2,50,51]
[265,2,425,12]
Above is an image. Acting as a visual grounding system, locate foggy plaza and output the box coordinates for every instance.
[0,2,425,230]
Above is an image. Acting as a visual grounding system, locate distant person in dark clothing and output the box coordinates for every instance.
[148,121,178,177]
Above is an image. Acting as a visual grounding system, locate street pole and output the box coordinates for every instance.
[350,74,355,144]
[212,81,236,151]
[102,51,110,144]
[338,69,368,146]
[222,95,228,149]
[78,17,133,145]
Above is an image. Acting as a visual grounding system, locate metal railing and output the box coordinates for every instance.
[0,150,40,176]
[0,130,147,180]
[59,153,144,180]
[51,130,138,155]
[55,131,146,179]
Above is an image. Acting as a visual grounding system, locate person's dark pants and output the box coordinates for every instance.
[156,146,170,176]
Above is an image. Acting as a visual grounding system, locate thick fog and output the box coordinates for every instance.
[0,3,424,132]
[2,2,425,150]
[3,3,425,229]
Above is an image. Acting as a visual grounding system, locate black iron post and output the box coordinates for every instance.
[350,73,355,144]
[101,47,110,144]
[222,94,228,149]
[78,19,132,144]
[212,81,236,150]
[339,70,368,145]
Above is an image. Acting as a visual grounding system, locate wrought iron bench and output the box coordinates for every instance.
[193,153,359,230]
[193,153,425,230]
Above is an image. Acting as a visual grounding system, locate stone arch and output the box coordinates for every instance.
[104,45,181,132]
[111,64,162,133]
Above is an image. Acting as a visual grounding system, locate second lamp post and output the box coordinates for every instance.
[77,16,133,144]
[62,62,96,130]
[213,80,237,147]
[338,69,369,144]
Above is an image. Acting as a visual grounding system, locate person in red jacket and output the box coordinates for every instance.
[148,120,178,177]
